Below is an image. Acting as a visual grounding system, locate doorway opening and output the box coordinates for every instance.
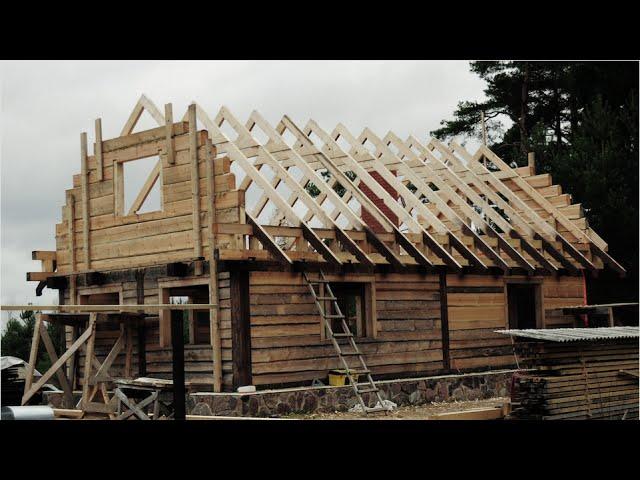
[507,283,541,330]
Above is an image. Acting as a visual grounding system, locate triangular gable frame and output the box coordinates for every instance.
[119,95,166,216]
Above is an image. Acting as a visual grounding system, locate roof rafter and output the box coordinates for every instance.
[400,134,556,274]
[427,139,583,273]
[360,127,516,273]
[442,140,596,272]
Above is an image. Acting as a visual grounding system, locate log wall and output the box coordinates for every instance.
[64,269,587,391]
[54,123,244,273]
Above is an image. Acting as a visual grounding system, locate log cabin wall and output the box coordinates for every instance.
[64,271,588,391]
[54,123,244,274]
[63,273,220,386]
[446,274,515,371]
[242,271,444,389]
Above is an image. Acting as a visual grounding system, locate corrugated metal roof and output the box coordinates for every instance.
[495,327,639,342]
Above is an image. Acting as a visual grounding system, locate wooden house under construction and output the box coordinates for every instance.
[28,95,626,397]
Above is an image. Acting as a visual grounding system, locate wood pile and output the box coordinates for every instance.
[1,366,25,407]
[509,340,638,420]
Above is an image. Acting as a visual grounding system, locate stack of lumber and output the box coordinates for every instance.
[509,340,638,420]
[1,366,25,407]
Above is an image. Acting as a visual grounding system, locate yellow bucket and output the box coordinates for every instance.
[328,370,359,386]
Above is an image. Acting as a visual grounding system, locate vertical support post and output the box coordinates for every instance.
[170,309,186,420]
[114,160,124,216]
[438,271,451,371]
[206,138,223,392]
[124,323,133,378]
[95,118,103,181]
[80,132,91,270]
[527,151,536,175]
[22,313,43,403]
[165,103,175,165]
[159,287,171,347]
[135,269,147,376]
[67,192,77,303]
[188,103,202,258]
[230,270,252,390]
[481,111,487,146]
[68,324,79,389]
[81,313,97,409]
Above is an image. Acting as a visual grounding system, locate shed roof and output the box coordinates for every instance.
[495,326,639,342]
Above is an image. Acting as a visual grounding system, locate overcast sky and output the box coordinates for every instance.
[0,60,486,330]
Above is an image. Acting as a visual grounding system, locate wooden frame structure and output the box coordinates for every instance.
[25,95,624,395]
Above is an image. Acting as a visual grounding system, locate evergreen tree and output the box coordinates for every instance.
[1,310,65,373]
[432,61,638,301]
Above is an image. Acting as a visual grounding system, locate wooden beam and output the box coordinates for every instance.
[135,269,147,377]
[205,138,223,392]
[361,129,494,271]
[165,103,175,165]
[81,313,98,409]
[27,272,52,282]
[231,270,252,390]
[403,134,547,272]
[81,132,90,270]
[301,224,343,266]
[95,118,103,181]
[334,228,375,268]
[38,321,74,408]
[22,313,42,402]
[171,309,186,420]
[439,271,450,371]
[32,251,56,261]
[246,213,293,265]
[22,316,94,406]
[189,104,203,258]
[120,94,165,136]
[92,328,126,383]
[363,226,406,270]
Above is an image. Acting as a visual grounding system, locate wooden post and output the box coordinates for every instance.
[439,271,451,371]
[188,103,202,258]
[135,269,147,376]
[22,313,43,403]
[81,132,90,270]
[206,138,223,392]
[170,309,186,420]
[528,151,536,175]
[230,270,252,390]
[68,324,79,389]
[165,103,174,165]
[81,313,97,409]
[95,118,103,181]
[481,111,487,146]
[67,192,77,311]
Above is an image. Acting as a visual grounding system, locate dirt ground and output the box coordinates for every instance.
[284,397,510,420]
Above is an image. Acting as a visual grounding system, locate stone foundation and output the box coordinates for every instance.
[188,369,515,417]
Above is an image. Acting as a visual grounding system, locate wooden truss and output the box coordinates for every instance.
[173,97,619,275]
[29,95,624,292]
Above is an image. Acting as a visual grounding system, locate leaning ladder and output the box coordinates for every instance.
[303,270,389,414]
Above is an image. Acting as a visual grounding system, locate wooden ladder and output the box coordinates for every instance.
[303,270,389,414]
